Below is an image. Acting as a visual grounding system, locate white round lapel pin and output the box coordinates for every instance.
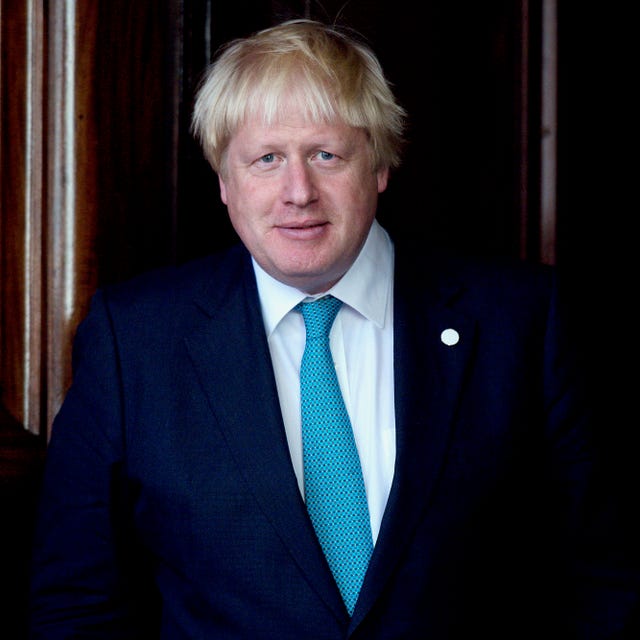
[440,328,460,346]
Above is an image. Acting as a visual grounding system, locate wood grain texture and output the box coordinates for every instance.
[45,0,100,433]
[1,0,44,435]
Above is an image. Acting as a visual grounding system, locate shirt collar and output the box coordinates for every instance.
[253,219,394,337]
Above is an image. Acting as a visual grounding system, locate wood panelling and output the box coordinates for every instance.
[1,1,102,435]
[1,0,45,435]
[45,0,100,430]
[92,0,179,286]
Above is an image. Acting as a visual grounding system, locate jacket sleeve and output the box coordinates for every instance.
[29,290,155,639]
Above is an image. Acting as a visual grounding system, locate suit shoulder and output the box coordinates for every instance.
[399,244,555,303]
[448,252,554,295]
[100,245,248,310]
[79,244,251,340]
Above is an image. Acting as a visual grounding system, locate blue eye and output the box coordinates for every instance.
[319,151,335,161]
[260,153,275,163]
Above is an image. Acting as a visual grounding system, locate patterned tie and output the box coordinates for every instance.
[297,295,373,615]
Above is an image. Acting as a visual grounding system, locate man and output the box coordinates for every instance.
[29,19,638,638]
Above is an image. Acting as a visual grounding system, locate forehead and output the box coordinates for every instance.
[229,114,367,149]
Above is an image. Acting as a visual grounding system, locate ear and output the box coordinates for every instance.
[218,174,228,204]
[377,167,389,193]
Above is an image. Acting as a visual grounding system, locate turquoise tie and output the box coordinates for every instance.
[298,295,373,615]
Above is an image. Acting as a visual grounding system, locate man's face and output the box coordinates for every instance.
[219,113,389,294]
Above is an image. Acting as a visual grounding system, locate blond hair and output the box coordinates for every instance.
[191,19,406,175]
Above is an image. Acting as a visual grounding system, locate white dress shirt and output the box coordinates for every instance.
[253,219,396,543]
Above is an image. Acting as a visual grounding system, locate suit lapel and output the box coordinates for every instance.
[351,253,477,629]
[183,248,347,621]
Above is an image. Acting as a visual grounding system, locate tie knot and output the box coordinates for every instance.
[298,295,343,339]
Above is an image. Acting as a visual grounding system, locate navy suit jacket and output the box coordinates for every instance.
[29,240,638,638]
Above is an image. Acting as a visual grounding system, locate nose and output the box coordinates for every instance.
[282,159,318,207]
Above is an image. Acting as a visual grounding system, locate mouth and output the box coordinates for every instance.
[276,221,329,240]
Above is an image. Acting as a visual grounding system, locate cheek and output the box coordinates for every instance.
[220,177,253,218]
[224,186,265,240]
[224,176,267,208]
